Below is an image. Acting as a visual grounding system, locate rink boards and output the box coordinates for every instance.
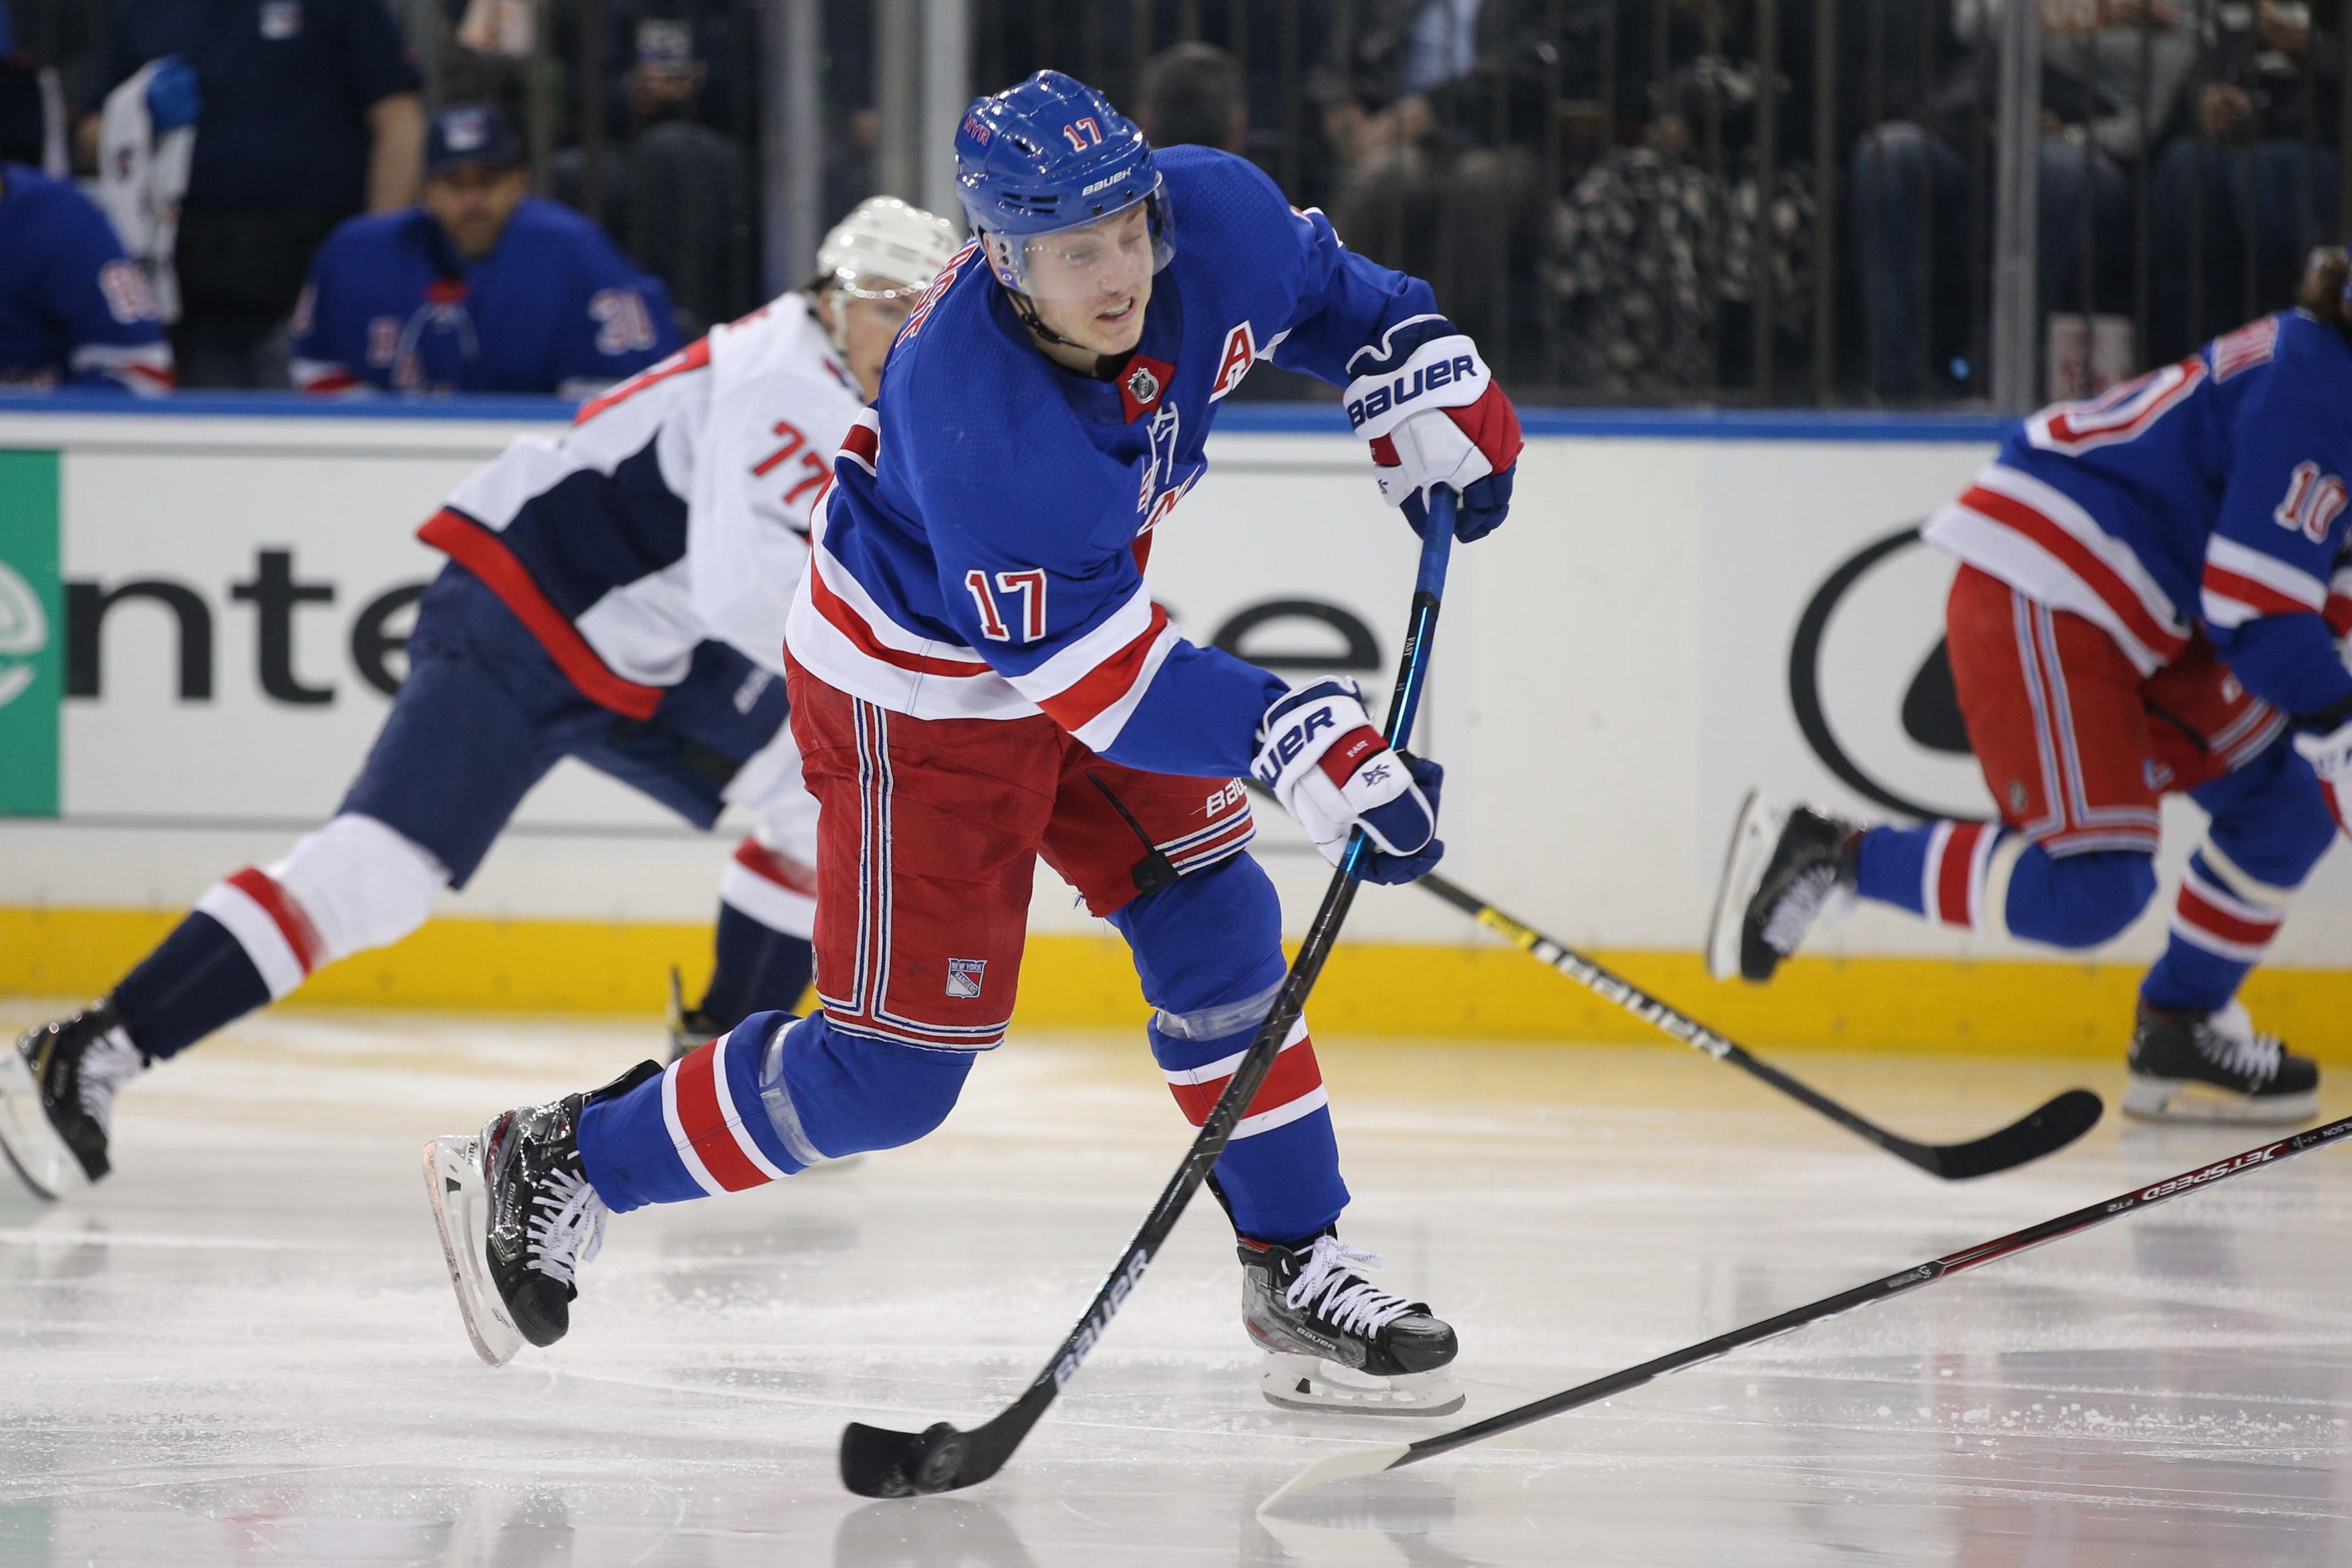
[0,398,2345,1054]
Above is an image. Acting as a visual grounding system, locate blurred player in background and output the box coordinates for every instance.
[290,104,678,398]
[1712,254,2352,1125]
[0,162,174,393]
[0,196,963,1201]
[426,72,1523,1417]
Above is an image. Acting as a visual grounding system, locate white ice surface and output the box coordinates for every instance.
[1,1004,2348,1566]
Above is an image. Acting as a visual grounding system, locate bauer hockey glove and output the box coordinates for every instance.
[1343,317,1523,542]
[2293,701,2352,839]
[1254,679,1443,884]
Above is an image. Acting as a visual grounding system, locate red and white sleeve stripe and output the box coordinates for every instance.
[1008,584,1182,752]
[2201,536,2328,630]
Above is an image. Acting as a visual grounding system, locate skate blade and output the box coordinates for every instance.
[1259,1353,1464,1417]
[2120,1076,2318,1126]
[422,1136,525,1367]
[0,1046,88,1202]
[1705,788,1787,982]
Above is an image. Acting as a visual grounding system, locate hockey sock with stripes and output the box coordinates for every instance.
[1148,1001,1348,1243]
[697,901,815,1032]
[1855,822,2155,949]
[111,867,328,1059]
[576,1011,970,1212]
[2141,845,2296,1015]
[2140,744,2337,1013]
[1113,854,1348,1243]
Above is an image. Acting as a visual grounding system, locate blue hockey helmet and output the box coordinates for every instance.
[953,70,1175,298]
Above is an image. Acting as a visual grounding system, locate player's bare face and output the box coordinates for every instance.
[424,163,530,262]
[829,285,916,401]
[1017,204,1155,359]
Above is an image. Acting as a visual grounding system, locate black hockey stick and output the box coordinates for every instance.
[1264,1109,2352,1506]
[837,494,1460,1499]
[1415,874,2102,1180]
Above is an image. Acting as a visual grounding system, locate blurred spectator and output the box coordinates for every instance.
[1138,42,1247,154]
[1322,1,1564,380]
[290,104,678,396]
[0,0,56,170]
[1852,0,2195,399]
[0,162,173,393]
[590,3,745,141]
[554,16,748,337]
[2150,2,2343,360]
[85,0,426,389]
[1545,0,1820,396]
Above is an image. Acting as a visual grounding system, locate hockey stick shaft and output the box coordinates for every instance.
[1412,874,2097,1177]
[1399,1110,2352,1468]
[838,497,1456,1496]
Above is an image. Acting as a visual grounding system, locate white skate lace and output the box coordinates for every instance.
[2199,1005,2283,1085]
[526,1170,608,1287]
[1760,864,1839,957]
[1286,1236,1415,1340]
[77,1030,145,1137]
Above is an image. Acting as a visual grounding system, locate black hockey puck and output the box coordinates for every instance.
[910,1423,969,1493]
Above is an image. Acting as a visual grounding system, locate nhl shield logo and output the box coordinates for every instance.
[1125,363,1161,406]
[946,957,987,999]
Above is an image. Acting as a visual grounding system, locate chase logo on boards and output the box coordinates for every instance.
[0,449,59,817]
[0,560,43,711]
[1787,524,1986,821]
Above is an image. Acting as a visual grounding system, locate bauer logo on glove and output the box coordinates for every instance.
[1343,315,1524,543]
[1254,679,1443,885]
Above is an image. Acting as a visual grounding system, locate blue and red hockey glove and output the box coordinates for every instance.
[1254,679,1443,884]
[1343,317,1523,543]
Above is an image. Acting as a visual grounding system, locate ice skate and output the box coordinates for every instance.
[2122,1001,2318,1125]
[424,1060,657,1366]
[0,1002,147,1200]
[1240,1232,1462,1415]
[1706,790,1862,982]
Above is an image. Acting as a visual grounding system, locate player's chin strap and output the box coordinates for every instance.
[984,236,1126,379]
[1002,287,1126,379]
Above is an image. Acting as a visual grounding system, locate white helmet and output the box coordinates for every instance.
[816,196,962,301]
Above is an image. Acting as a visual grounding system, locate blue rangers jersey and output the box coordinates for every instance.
[1927,311,2352,721]
[0,165,173,394]
[290,198,677,398]
[785,145,1461,779]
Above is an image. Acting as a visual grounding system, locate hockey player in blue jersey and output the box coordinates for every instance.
[290,104,676,396]
[0,164,174,393]
[0,197,964,1203]
[1711,252,2352,1125]
[424,72,1523,1414]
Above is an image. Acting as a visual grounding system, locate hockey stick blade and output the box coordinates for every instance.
[837,499,1458,1500]
[1262,1109,2352,1508]
[1895,1087,2104,1180]
[1414,874,2103,1180]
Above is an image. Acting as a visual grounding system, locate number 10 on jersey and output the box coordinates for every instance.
[966,568,1048,642]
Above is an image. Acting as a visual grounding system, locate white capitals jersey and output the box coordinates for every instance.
[426,293,862,698]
